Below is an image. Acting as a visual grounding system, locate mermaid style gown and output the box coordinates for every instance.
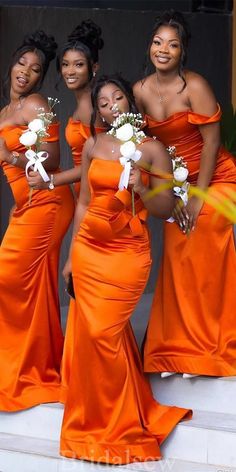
[60,158,191,464]
[0,123,74,411]
[143,106,236,376]
[60,119,104,401]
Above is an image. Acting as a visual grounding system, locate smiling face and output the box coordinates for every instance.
[97,82,130,125]
[150,25,182,72]
[11,51,42,95]
[61,49,93,90]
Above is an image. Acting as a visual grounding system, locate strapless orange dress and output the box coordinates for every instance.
[143,107,236,376]
[60,120,104,401]
[60,158,191,464]
[0,123,75,411]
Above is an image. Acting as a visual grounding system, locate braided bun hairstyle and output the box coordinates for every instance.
[58,19,104,81]
[4,30,57,96]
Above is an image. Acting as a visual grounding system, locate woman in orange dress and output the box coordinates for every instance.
[134,11,236,378]
[60,74,191,465]
[0,31,74,411]
[27,22,105,400]
[28,20,104,196]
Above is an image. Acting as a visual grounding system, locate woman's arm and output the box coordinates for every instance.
[185,73,221,230]
[133,80,146,115]
[27,165,82,189]
[129,140,174,219]
[62,137,94,282]
[0,94,60,171]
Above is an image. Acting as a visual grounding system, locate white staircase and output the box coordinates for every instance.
[0,293,235,471]
[0,376,236,472]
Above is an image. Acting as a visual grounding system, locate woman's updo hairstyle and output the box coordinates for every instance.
[58,19,104,82]
[4,30,57,97]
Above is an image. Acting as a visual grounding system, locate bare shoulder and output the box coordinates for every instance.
[23,93,49,112]
[185,70,217,113]
[185,70,214,95]
[21,93,51,123]
[140,137,166,161]
[133,75,153,96]
[83,135,96,155]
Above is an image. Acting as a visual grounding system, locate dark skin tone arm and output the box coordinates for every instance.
[62,137,93,283]
[129,139,174,219]
[0,94,60,171]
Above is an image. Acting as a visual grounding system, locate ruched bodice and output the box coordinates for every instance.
[145,106,236,184]
[0,123,64,208]
[65,119,90,167]
[80,159,148,240]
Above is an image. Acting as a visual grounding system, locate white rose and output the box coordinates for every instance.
[120,140,136,158]
[173,166,189,182]
[116,123,134,142]
[19,130,38,147]
[28,118,45,133]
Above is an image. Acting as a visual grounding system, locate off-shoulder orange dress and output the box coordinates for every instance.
[60,119,104,402]
[60,158,191,464]
[143,107,236,376]
[0,123,74,411]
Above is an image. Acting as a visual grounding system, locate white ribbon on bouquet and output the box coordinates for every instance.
[25,149,50,182]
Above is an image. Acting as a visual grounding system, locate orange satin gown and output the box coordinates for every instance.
[60,158,191,464]
[143,106,236,376]
[65,118,104,196]
[60,120,104,402]
[0,123,74,411]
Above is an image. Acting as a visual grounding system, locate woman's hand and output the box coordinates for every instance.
[185,196,203,232]
[172,197,189,232]
[62,258,72,285]
[173,196,203,233]
[128,166,146,195]
[27,170,49,189]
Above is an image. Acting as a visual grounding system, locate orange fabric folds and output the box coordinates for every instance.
[0,123,74,411]
[143,108,236,376]
[65,119,104,196]
[60,158,191,464]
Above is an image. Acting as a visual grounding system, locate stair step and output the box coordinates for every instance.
[1,406,236,468]
[150,373,236,414]
[0,403,63,441]
[163,409,236,467]
[0,432,235,472]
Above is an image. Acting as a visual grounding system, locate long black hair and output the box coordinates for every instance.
[146,10,191,91]
[57,19,104,83]
[3,30,57,98]
[90,74,138,137]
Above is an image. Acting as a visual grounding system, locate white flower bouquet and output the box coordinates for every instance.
[19,97,59,203]
[166,146,190,222]
[108,112,146,215]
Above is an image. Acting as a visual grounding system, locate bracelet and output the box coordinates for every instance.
[10,151,20,166]
[48,174,55,190]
